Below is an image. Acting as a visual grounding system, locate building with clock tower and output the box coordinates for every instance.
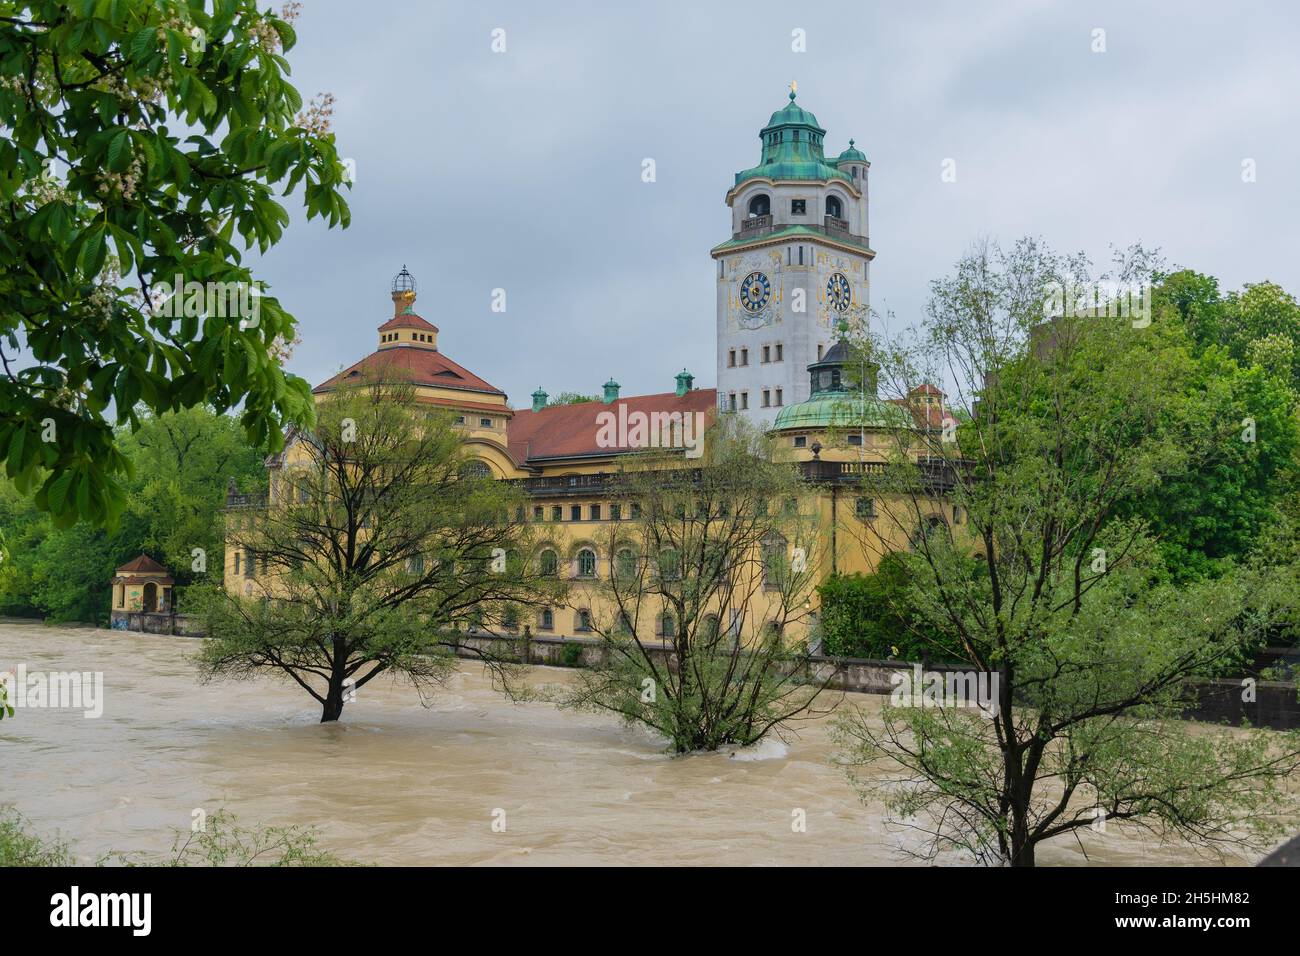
[712,86,874,427]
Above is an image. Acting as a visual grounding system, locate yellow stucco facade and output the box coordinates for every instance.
[223,285,955,648]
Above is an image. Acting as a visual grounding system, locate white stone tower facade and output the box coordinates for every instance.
[712,88,874,428]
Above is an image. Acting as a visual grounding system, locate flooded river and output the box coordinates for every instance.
[0,622,1256,866]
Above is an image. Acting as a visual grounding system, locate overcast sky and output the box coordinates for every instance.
[255,0,1300,405]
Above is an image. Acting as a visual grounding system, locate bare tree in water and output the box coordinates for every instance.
[195,380,562,721]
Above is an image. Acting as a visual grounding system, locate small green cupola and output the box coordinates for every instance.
[805,332,878,398]
[531,387,548,412]
[838,138,867,163]
[602,378,620,404]
[674,368,694,397]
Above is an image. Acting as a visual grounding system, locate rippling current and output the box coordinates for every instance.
[0,622,1250,866]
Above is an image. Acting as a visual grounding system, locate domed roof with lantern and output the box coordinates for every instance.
[774,336,911,432]
[735,84,856,187]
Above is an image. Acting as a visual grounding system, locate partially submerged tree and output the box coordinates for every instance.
[546,419,832,753]
[195,381,563,721]
[834,238,1300,866]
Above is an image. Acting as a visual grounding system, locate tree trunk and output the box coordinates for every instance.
[321,648,347,722]
[320,682,345,722]
[1009,811,1035,867]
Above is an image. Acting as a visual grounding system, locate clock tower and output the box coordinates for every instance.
[711,87,874,427]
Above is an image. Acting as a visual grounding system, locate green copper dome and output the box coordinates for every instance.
[774,392,911,431]
[764,96,822,131]
[735,89,852,186]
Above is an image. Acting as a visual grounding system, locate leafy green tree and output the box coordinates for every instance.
[836,239,1300,867]
[1128,345,1299,579]
[0,0,349,528]
[119,404,265,586]
[0,405,263,622]
[195,382,563,722]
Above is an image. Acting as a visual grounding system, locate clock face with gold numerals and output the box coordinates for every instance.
[740,271,771,314]
[827,272,851,312]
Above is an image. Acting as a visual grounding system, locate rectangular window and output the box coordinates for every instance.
[480,418,492,428]
[570,505,581,521]
[791,199,806,215]
[631,503,642,519]
[455,416,465,425]
[533,506,543,520]
[855,497,876,519]
[817,344,824,360]
[740,392,749,410]
[953,505,964,525]
[728,393,737,411]
[611,503,621,521]
[847,433,863,446]
[799,246,804,265]
[762,345,771,363]
[775,388,783,406]
[551,505,562,521]
[590,504,601,521]
[741,348,749,366]
[761,390,770,408]
[776,343,783,361]
[793,436,806,448]
[728,349,736,368]
[514,506,524,522]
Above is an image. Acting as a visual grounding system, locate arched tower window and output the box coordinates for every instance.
[747,194,770,218]
[825,195,843,219]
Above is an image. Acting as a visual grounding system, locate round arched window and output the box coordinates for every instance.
[747,194,770,217]
[825,195,844,219]
[539,550,558,576]
[616,548,636,579]
[458,460,492,479]
[577,548,596,577]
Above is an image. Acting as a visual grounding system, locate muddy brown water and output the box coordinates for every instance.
[0,622,1256,865]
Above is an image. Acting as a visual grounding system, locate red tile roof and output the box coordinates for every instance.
[115,554,170,574]
[508,389,717,463]
[314,346,505,397]
[378,311,439,333]
[112,574,175,586]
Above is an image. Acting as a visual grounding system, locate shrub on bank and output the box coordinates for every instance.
[817,553,964,662]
